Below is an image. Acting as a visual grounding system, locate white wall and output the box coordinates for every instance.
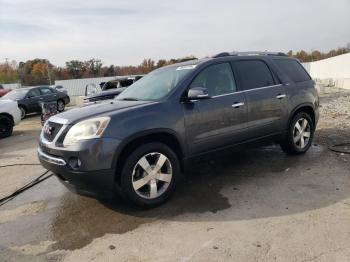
[309,53,350,79]
[1,83,21,89]
[302,53,350,89]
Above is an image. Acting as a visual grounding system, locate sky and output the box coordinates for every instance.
[0,0,349,67]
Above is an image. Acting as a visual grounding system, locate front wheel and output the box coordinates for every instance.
[19,106,26,119]
[119,142,179,207]
[280,112,314,155]
[57,100,65,112]
[0,115,14,138]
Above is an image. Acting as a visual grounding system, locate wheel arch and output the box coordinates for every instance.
[18,103,27,111]
[0,112,14,124]
[113,129,185,185]
[288,103,316,128]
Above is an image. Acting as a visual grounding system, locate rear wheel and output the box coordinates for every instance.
[119,142,179,207]
[280,112,314,155]
[0,115,14,138]
[57,100,65,112]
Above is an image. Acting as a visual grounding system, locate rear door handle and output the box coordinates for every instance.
[232,102,245,108]
[276,94,286,99]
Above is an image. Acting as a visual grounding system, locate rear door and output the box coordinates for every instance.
[39,87,57,103]
[232,59,288,139]
[184,62,248,155]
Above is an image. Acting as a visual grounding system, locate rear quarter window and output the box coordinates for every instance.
[273,59,311,82]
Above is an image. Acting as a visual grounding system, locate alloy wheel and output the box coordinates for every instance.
[20,107,26,119]
[57,101,65,111]
[293,118,311,149]
[132,152,173,199]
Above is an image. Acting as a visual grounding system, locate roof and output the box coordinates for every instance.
[212,51,288,58]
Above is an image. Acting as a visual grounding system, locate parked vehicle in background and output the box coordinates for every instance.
[38,52,319,207]
[52,85,68,95]
[84,76,143,104]
[0,84,11,97]
[2,86,70,119]
[0,99,21,138]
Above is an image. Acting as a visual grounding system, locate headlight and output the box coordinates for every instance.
[63,117,110,146]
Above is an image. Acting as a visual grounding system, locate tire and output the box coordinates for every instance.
[119,142,180,207]
[57,100,65,112]
[0,115,14,139]
[280,112,314,155]
[19,106,26,119]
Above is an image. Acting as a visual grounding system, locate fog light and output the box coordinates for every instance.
[68,157,81,169]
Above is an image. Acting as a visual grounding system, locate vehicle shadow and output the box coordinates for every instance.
[47,127,350,250]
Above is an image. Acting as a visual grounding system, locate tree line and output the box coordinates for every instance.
[287,46,349,62]
[0,57,196,86]
[0,45,349,86]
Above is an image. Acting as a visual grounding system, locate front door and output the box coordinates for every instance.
[26,88,42,113]
[183,62,248,155]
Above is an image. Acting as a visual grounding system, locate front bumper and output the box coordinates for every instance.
[38,137,122,198]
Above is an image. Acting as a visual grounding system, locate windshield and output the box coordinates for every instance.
[2,89,28,100]
[117,64,196,101]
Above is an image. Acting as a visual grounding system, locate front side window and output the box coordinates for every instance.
[190,63,236,96]
[28,89,41,97]
[117,64,196,101]
[233,60,275,90]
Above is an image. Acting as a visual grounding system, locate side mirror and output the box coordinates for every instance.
[187,87,210,101]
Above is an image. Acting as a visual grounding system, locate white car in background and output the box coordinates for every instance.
[0,99,21,138]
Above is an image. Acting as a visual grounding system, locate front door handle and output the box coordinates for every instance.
[232,102,245,108]
[276,94,286,99]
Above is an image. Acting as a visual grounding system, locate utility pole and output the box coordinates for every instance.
[46,61,52,85]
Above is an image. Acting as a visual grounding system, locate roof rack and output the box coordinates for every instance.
[212,51,287,58]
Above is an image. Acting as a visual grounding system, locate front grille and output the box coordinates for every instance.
[43,121,63,142]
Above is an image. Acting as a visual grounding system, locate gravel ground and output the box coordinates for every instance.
[0,87,349,262]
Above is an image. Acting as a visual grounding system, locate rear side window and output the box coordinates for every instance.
[40,87,54,95]
[233,60,275,90]
[273,59,311,82]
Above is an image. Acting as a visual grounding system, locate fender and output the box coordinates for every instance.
[286,102,316,129]
[111,128,186,172]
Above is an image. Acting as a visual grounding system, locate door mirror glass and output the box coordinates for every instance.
[187,87,210,100]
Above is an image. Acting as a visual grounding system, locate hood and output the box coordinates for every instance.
[55,99,154,124]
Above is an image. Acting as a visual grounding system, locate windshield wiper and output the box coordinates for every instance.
[119,97,139,101]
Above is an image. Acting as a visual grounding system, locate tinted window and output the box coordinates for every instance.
[190,63,236,96]
[234,60,275,90]
[274,59,311,82]
[103,81,118,90]
[40,87,53,95]
[28,89,41,97]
